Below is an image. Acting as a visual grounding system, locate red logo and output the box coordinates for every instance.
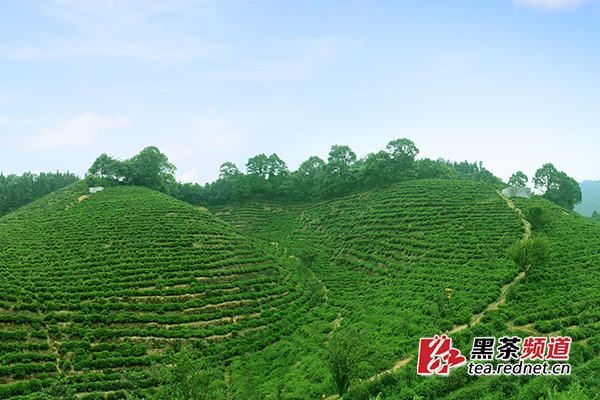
[417,334,466,375]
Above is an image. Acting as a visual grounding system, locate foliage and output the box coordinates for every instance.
[87,146,175,193]
[0,171,79,217]
[169,138,503,207]
[505,234,551,271]
[4,155,600,400]
[0,182,325,398]
[546,383,598,400]
[215,180,525,396]
[533,163,582,210]
[508,171,528,188]
[327,329,368,396]
[22,374,77,400]
[148,348,227,400]
[525,205,553,231]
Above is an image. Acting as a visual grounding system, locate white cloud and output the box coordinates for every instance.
[21,112,131,151]
[513,0,593,11]
[178,168,201,183]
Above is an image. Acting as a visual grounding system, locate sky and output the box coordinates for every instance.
[1,0,599,186]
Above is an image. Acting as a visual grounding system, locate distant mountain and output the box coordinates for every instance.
[574,180,600,217]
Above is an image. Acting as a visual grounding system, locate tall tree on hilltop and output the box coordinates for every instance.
[266,153,289,181]
[386,138,419,180]
[358,150,393,189]
[87,146,175,193]
[219,162,240,181]
[322,145,358,198]
[88,153,121,180]
[129,146,176,192]
[509,171,528,187]
[327,145,357,173]
[288,155,326,202]
[533,163,581,210]
[245,153,270,179]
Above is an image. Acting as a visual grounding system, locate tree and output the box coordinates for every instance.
[591,210,600,223]
[245,153,270,179]
[326,329,367,396]
[87,146,176,193]
[298,156,325,175]
[533,163,582,210]
[506,234,551,272]
[327,145,357,173]
[266,153,289,180]
[321,145,359,198]
[544,172,582,210]
[524,206,552,231]
[385,138,419,180]
[533,163,559,192]
[129,146,176,192]
[358,151,393,189]
[219,162,240,181]
[509,171,528,188]
[414,158,457,180]
[289,156,326,202]
[88,153,121,180]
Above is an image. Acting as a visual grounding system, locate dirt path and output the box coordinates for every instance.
[369,355,413,382]
[328,313,343,340]
[469,270,526,326]
[497,190,531,240]
[347,190,533,390]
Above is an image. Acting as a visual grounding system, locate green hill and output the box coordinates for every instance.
[213,179,600,399]
[215,180,524,349]
[0,182,324,398]
[3,179,600,399]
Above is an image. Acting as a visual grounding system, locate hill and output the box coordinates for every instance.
[213,179,600,399]
[3,178,600,399]
[0,182,325,399]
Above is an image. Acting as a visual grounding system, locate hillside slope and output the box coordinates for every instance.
[0,182,324,398]
[214,181,525,365]
[213,179,600,399]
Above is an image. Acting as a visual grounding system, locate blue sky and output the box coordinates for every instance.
[1,0,599,186]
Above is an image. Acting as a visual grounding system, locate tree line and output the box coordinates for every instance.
[0,141,582,217]
[168,139,503,207]
[0,171,80,217]
[508,163,582,211]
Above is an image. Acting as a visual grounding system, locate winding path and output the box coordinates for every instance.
[329,190,534,395]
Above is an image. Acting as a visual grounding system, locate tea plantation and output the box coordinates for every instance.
[214,179,600,399]
[0,182,325,398]
[2,179,600,399]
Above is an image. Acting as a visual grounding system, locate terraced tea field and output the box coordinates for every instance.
[0,183,324,398]
[214,181,526,367]
[506,197,600,340]
[214,180,600,398]
[4,178,600,399]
